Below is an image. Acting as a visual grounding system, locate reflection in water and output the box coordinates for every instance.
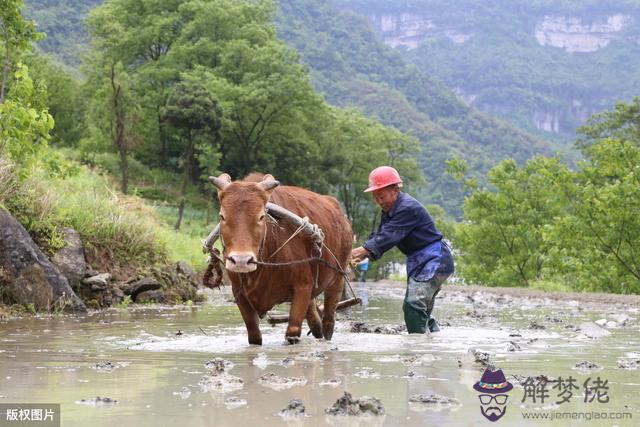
[0,283,639,426]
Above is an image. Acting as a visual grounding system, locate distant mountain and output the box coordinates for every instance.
[25,0,102,68]
[276,0,556,215]
[337,0,640,142]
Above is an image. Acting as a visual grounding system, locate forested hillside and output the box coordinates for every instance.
[276,0,555,215]
[337,0,640,142]
[25,0,557,216]
[25,0,101,68]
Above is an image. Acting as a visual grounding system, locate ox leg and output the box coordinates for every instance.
[322,277,344,341]
[305,299,323,339]
[235,293,262,345]
[286,286,312,344]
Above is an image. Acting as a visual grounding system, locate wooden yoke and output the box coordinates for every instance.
[202,202,325,254]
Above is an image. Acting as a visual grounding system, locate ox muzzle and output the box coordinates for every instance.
[225,251,258,273]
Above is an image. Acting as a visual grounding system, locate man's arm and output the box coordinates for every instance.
[361,207,420,260]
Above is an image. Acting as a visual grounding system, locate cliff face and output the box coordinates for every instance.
[370,12,633,53]
[370,13,471,50]
[534,14,632,53]
[339,1,640,139]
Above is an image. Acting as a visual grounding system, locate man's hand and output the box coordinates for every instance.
[351,246,370,264]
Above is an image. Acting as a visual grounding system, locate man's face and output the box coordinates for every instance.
[372,186,398,212]
[479,393,509,422]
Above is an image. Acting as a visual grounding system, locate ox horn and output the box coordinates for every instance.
[209,173,231,191]
[260,174,280,191]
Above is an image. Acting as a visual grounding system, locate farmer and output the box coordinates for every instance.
[351,166,454,333]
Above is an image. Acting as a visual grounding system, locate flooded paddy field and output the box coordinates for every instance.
[1,282,638,426]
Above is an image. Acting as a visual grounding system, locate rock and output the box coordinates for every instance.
[577,322,611,339]
[278,399,306,417]
[408,393,460,406]
[176,261,196,279]
[75,396,118,406]
[50,227,86,289]
[469,349,493,369]
[528,321,546,330]
[295,350,327,361]
[224,397,247,409]
[350,322,406,334]
[205,358,234,373]
[574,361,601,372]
[258,372,307,390]
[135,290,164,303]
[543,314,562,323]
[401,354,438,366]
[0,207,86,313]
[198,372,244,393]
[617,358,639,370]
[325,392,384,416]
[507,341,522,352]
[354,368,380,378]
[123,276,161,300]
[92,361,118,372]
[81,273,111,287]
[319,378,342,387]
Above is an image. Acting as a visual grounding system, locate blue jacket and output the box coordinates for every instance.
[362,192,443,263]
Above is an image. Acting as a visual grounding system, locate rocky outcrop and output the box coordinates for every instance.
[535,14,632,53]
[369,13,472,50]
[51,227,87,290]
[0,208,86,313]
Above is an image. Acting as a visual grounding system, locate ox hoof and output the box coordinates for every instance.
[286,336,301,345]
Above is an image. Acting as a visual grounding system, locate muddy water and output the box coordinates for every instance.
[1,282,638,427]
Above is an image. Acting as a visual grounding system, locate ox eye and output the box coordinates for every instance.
[259,214,265,221]
[219,213,225,221]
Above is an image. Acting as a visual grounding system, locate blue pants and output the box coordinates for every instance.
[402,241,454,333]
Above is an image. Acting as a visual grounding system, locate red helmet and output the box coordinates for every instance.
[364,166,403,192]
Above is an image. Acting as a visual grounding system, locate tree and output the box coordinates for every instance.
[454,156,568,287]
[0,1,53,174]
[162,80,222,230]
[324,108,421,239]
[85,2,146,194]
[1,0,39,103]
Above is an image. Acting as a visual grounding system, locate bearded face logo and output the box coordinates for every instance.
[473,368,513,422]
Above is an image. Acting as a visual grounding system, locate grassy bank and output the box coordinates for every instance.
[1,152,212,277]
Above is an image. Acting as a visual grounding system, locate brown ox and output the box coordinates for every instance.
[209,173,352,345]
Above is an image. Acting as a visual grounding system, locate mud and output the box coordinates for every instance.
[408,393,461,409]
[258,372,308,390]
[325,392,384,416]
[350,322,406,334]
[573,360,602,372]
[75,397,118,406]
[1,282,639,426]
[278,398,306,417]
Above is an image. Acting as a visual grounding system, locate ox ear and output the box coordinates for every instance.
[260,174,280,192]
[209,173,232,191]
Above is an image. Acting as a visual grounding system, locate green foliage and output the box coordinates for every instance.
[26,53,84,147]
[0,63,54,174]
[455,156,569,287]
[454,98,640,293]
[23,0,102,68]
